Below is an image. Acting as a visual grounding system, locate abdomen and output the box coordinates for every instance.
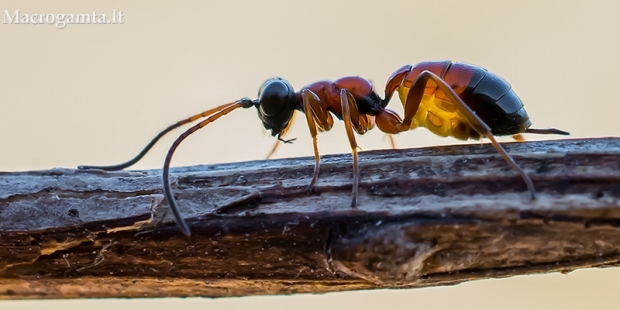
[397,60,532,140]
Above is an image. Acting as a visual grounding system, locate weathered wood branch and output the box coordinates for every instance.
[1,137,620,299]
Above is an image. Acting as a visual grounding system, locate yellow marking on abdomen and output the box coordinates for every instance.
[397,85,474,140]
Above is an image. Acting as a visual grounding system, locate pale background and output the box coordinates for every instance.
[1,0,620,309]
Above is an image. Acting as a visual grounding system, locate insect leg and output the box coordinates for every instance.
[265,111,298,159]
[387,134,397,149]
[524,128,570,135]
[301,89,334,192]
[339,89,375,208]
[339,89,361,208]
[405,71,536,199]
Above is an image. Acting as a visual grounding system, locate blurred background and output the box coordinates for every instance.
[1,0,619,309]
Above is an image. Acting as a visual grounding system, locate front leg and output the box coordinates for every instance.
[301,89,334,192]
[265,111,298,159]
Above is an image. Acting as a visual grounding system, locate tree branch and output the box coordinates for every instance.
[1,137,620,299]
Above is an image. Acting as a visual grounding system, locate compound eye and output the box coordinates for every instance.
[258,78,294,116]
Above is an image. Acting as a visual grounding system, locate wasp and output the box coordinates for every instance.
[79,60,569,236]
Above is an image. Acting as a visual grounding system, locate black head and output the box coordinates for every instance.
[255,78,298,137]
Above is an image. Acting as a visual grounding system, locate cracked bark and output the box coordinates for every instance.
[1,137,620,299]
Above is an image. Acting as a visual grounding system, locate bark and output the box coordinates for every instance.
[1,137,620,299]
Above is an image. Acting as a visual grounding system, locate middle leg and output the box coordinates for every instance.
[339,88,375,208]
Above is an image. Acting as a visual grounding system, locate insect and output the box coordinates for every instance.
[78,60,569,237]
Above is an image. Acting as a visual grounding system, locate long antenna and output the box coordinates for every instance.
[78,102,240,171]
[162,100,251,236]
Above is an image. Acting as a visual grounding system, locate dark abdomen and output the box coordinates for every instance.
[455,63,532,136]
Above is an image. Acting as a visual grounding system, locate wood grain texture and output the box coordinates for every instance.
[1,137,620,299]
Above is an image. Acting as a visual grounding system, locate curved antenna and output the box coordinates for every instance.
[78,102,240,171]
[162,102,247,236]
